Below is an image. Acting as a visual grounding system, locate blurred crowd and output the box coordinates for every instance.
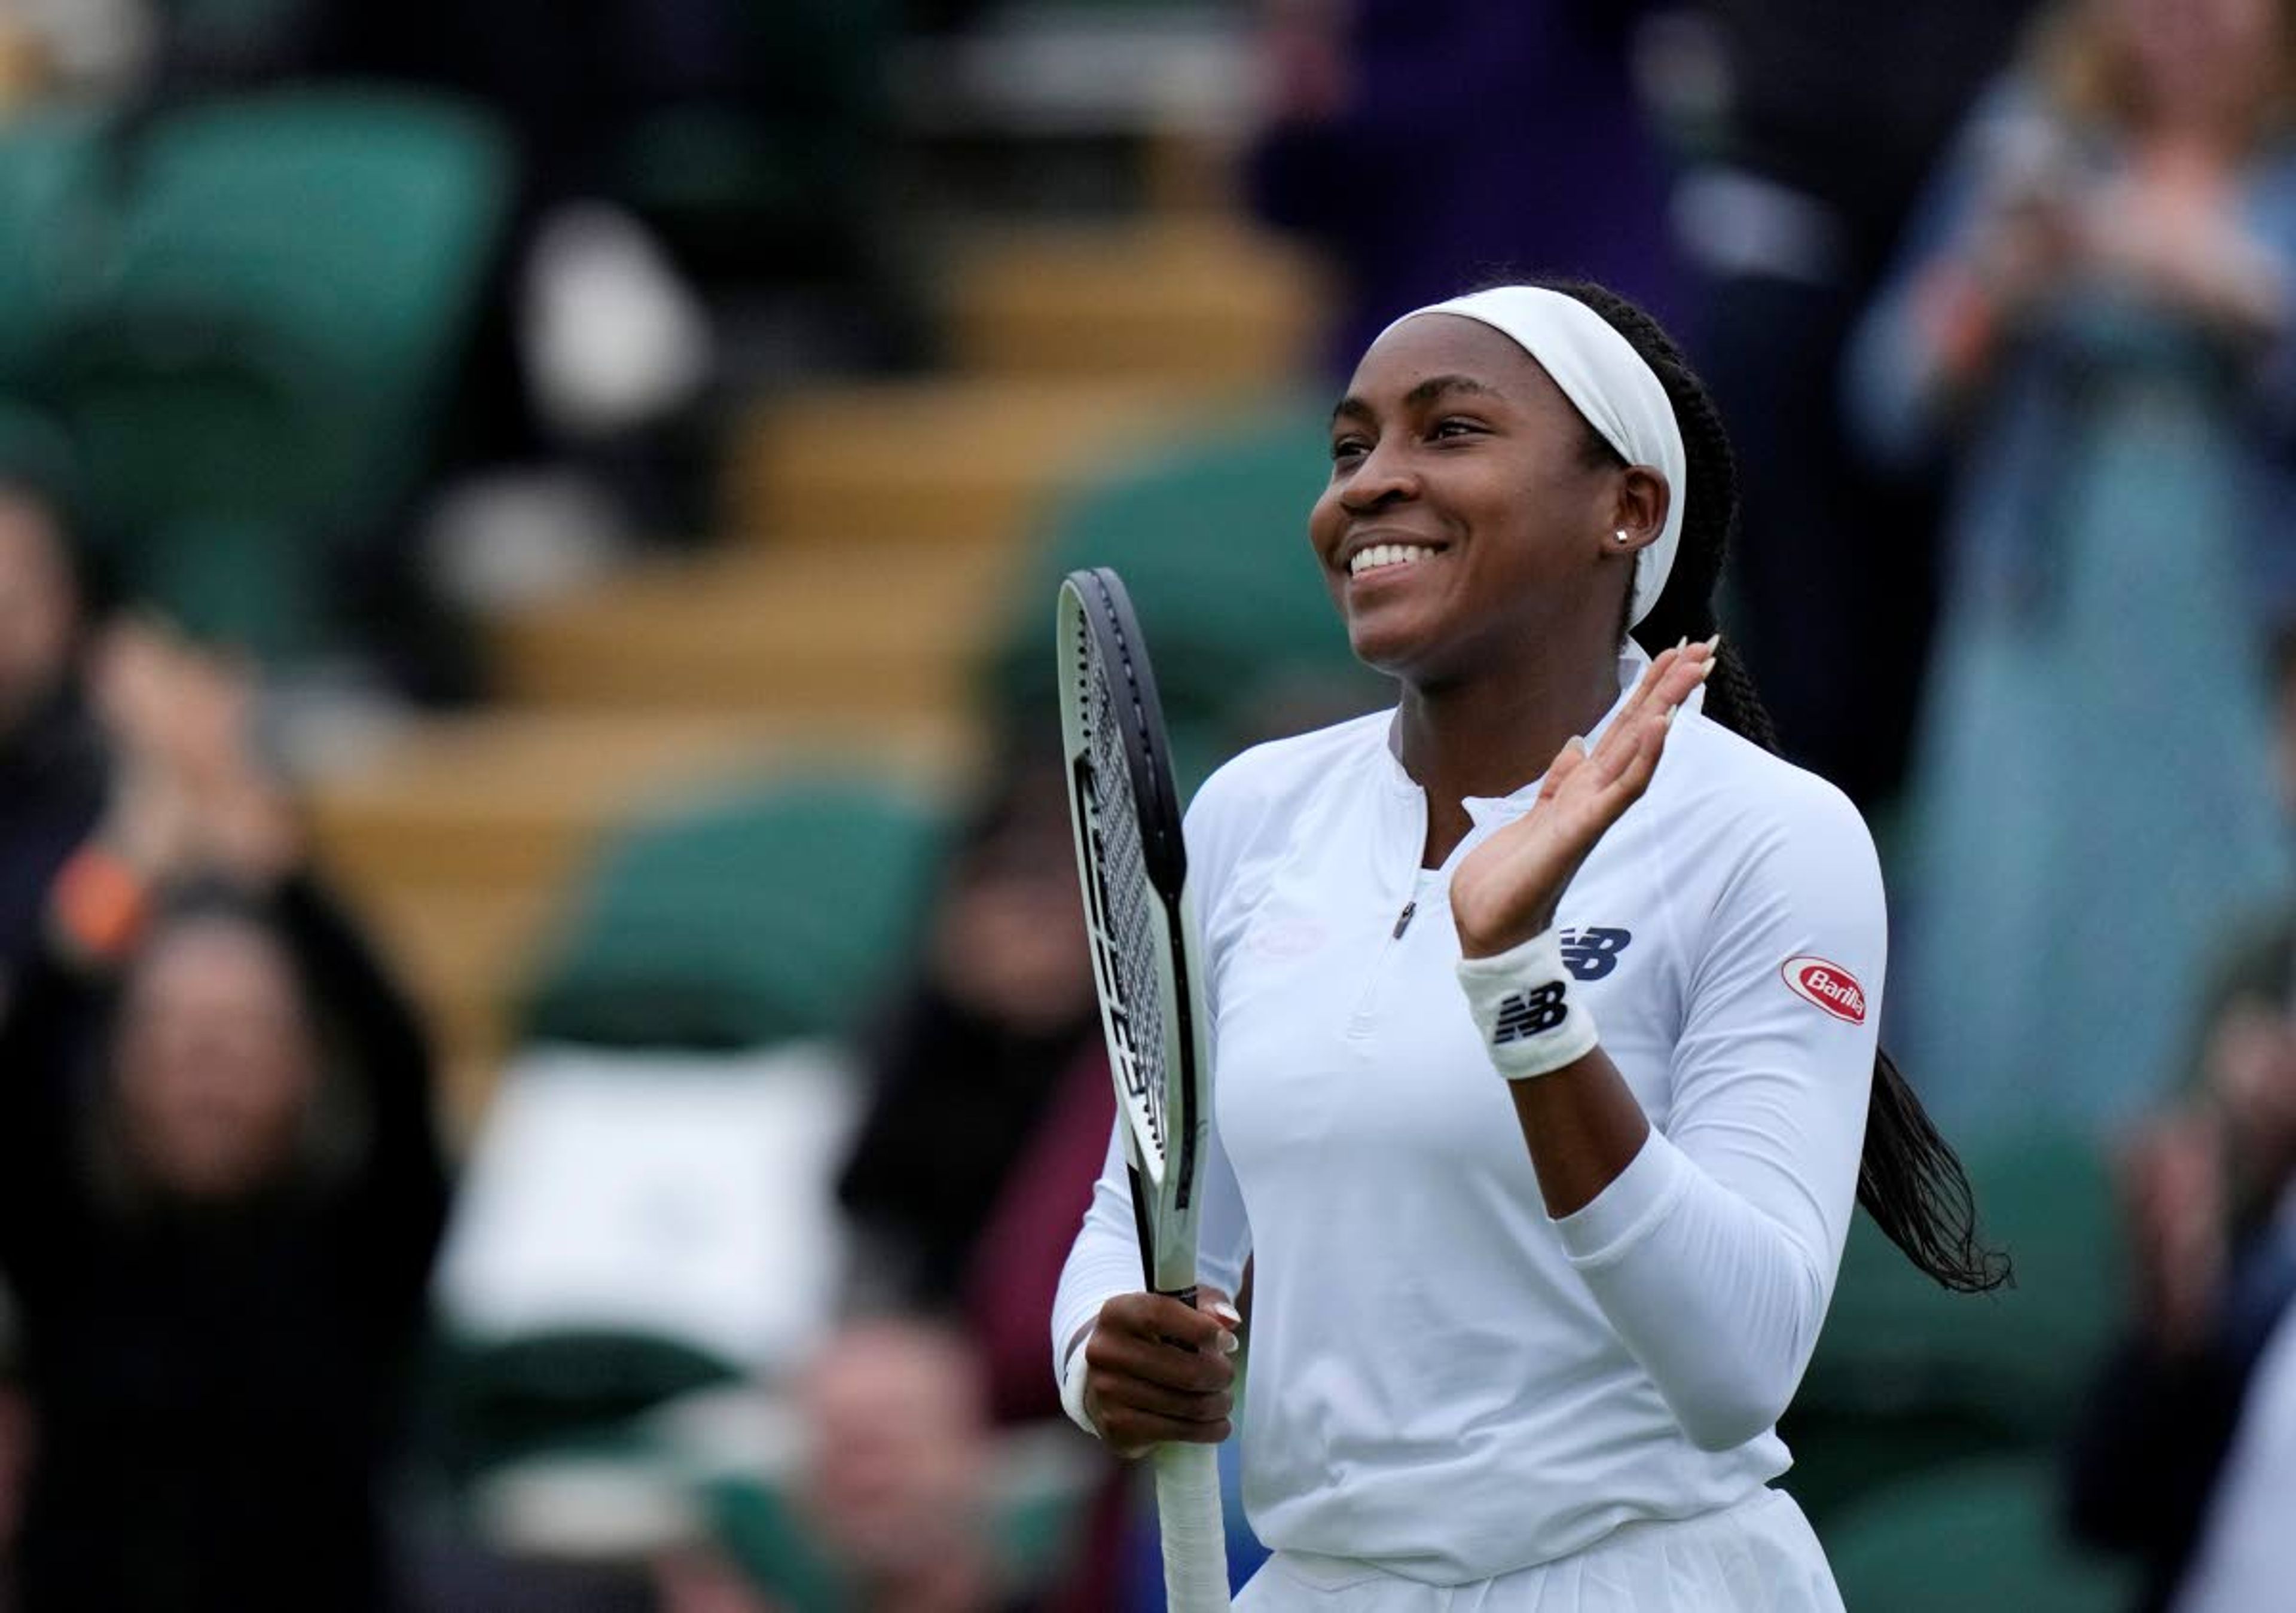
[0,0,2293,1609]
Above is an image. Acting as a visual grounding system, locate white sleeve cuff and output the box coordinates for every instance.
[1552,1127,1693,1269]
[1057,1320,1098,1437]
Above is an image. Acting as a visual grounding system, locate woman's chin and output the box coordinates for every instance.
[1345,604,1444,680]
[1344,622,1409,677]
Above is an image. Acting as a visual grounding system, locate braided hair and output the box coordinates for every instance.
[1540,278,2008,1294]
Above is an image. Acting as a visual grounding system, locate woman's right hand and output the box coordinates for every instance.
[1080,1287,1240,1458]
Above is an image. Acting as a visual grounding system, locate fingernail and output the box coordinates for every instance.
[1217,1331,1240,1354]
[1208,1300,1242,1327]
[1702,631,1723,654]
[1665,704,1679,729]
[1674,636,1687,652]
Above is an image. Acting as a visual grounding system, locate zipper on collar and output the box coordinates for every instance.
[1346,902,1412,1040]
[1347,776,1431,1040]
[1349,884,1439,1042]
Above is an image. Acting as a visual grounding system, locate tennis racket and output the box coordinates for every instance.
[1055,567,1229,1613]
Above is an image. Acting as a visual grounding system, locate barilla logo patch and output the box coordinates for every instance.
[1782,957,1866,1024]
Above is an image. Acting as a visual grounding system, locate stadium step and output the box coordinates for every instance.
[309,708,972,902]
[727,374,1201,548]
[492,537,1027,716]
[944,216,1329,384]
[725,216,1325,547]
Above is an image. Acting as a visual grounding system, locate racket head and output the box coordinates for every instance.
[1056,568,1210,1294]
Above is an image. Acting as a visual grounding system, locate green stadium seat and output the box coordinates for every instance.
[1783,1128,2124,1520]
[1822,1456,2135,1611]
[521,775,945,1051]
[426,1328,742,1487]
[0,399,77,500]
[38,87,511,656]
[99,87,509,408]
[698,1477,845,1612]
[0,105,106,392]
[1806,1128,2122,1424]
[988,399,1391,787]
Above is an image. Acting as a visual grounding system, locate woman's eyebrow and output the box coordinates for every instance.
[1405,374,1502,408]
[1331,374,1503,425]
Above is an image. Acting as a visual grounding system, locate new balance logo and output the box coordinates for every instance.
[1561,927,1632,981]
[1493,982,1568,1043]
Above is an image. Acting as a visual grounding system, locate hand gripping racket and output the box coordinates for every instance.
[1056,568,1229,1612]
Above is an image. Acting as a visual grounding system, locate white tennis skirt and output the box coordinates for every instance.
[1234,1489,1844,1612]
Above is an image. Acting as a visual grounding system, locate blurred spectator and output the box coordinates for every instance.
[838,754,1098,1316]
[797,1321,1008,1612]
[1672,0,2034,803]
[2271,623,2296,815]
[0,621,448,1611]
[1243,0,1681,377]
[1848,0,2296,1137]
[655,1547,776,1613]
[2067,921,2296,1611]
[833,753,1131,1605]
[0,476,103,1016]
[0,1374,30,1605]
[654,1321,1049,1612]
[0,0,152,106]
[2167,1223,2296,1612]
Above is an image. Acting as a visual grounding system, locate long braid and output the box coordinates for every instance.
[1540,278,2008,1294]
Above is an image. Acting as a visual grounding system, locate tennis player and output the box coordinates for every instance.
[1051,282,2001,1608]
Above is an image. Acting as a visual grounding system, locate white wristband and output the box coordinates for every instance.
[1455,928,1600,1080]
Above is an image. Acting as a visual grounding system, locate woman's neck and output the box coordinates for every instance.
[2128,88,2265,167]
[1396,636,1626,867]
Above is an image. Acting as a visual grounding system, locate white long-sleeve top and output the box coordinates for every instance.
[1052,643,1884,1583]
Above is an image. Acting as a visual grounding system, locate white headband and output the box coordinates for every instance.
[1376,286,1686,628]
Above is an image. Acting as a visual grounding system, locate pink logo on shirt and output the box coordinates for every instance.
[1782,957,1866,1024]
[1251,919,1327,959]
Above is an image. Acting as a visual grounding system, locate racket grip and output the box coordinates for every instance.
[1153,1438,1231,1612]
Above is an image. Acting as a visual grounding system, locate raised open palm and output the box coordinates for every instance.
[1451,641,1715,959]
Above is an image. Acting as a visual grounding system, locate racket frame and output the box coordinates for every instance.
[1056,566,1231,1613]
[1056,567,1211,1302]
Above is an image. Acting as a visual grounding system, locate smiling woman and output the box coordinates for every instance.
[1051,281,2000,1612]
[1315,323,1669,744]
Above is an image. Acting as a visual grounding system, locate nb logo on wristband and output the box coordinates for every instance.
[1493,983,1569,1043]
[1560,927,1632,981]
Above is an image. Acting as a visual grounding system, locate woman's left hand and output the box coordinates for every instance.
[1451,641,1715,959]
[88,618,301,887]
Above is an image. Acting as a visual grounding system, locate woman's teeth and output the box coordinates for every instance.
[1348,543,1438,577]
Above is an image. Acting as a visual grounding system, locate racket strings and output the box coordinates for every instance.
[1081,622,1173,1170]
